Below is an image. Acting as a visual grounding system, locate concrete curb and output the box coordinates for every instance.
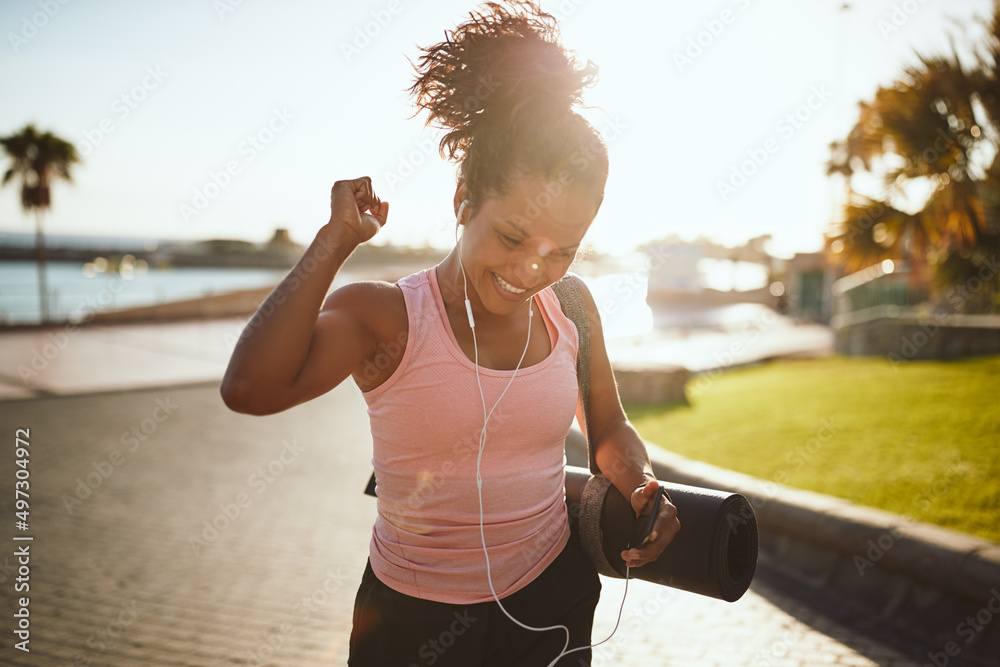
[566,435,1000,665]
[643,446,1000,602]
[89,286,274,323]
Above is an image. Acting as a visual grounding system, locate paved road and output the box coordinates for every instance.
[0,380,923,666]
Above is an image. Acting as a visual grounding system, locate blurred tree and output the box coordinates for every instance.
[1,124,80,323]
[826,6,1000,312]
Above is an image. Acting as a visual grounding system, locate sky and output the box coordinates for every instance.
[1,0,997,259]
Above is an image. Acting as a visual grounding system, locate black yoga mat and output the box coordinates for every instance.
[363,466,758,602]
[565,466,758,602]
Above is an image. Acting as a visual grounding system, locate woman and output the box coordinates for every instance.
[221,1,680,664]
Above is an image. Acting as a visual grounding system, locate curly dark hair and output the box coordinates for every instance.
[407,0,609,218]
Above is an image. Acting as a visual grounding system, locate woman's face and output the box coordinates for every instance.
[456,175,598,315]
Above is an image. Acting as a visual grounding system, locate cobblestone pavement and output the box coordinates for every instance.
[0,382,924,666]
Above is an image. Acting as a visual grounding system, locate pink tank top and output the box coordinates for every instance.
[362,266,578,604]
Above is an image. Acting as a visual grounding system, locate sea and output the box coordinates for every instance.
[0,260,297,325]
[0,234,831,370]
[0,259,657,332]
[0,231,315,325]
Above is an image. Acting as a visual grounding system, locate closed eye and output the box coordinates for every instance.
[497,227,576,259]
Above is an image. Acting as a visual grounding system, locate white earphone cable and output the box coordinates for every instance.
[457,204,628,666]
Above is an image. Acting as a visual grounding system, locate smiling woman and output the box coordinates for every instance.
[220,2,680,665]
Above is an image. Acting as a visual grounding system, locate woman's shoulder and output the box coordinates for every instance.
[318,279,408,393]
[321,279,407,340]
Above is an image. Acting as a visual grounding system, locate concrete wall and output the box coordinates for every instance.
[612,364,689,405]
[835,314,1000,361]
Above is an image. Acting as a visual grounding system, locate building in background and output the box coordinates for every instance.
[783,251,840,324]
[642,235,775,308]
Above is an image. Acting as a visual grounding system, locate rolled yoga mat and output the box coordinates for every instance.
[564,465,758,602]
[363,466,759,602]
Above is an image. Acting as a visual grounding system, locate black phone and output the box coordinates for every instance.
[634,486,665,548]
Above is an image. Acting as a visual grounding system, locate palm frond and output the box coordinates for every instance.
[1,124,80,213]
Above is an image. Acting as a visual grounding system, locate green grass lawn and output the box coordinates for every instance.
[624,355,1000,543]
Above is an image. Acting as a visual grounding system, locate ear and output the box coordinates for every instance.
[453,178,467,220]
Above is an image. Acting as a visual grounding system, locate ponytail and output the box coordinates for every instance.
[407,0,609,215]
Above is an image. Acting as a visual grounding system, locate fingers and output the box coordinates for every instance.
[330,177,389,240]
[332,177,383,211]
[630,478,660,518]
[353,177,382,214]
[640,479,659,513]
[370,200,389,227]
[621,491,681,568]
[330,177,374,199]
[621,523,679,567]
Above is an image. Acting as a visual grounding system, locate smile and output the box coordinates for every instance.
[493,273,527,294]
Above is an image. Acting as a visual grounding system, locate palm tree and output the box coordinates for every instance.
[1,124,80,323]
[826,6,1000,312]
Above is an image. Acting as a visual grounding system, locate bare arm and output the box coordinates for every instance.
[575,277,681,567]
[220,177,389,415]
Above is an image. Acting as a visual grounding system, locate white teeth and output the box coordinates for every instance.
[494,273,526,294]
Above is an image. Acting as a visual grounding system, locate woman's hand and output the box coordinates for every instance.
[620,479,681,568]
[327,176,389,244]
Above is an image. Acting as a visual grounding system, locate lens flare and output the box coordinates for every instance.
[523,256,543,274]
[523,238,557,274]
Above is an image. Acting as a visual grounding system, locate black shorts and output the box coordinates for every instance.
[348,534,602,666]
